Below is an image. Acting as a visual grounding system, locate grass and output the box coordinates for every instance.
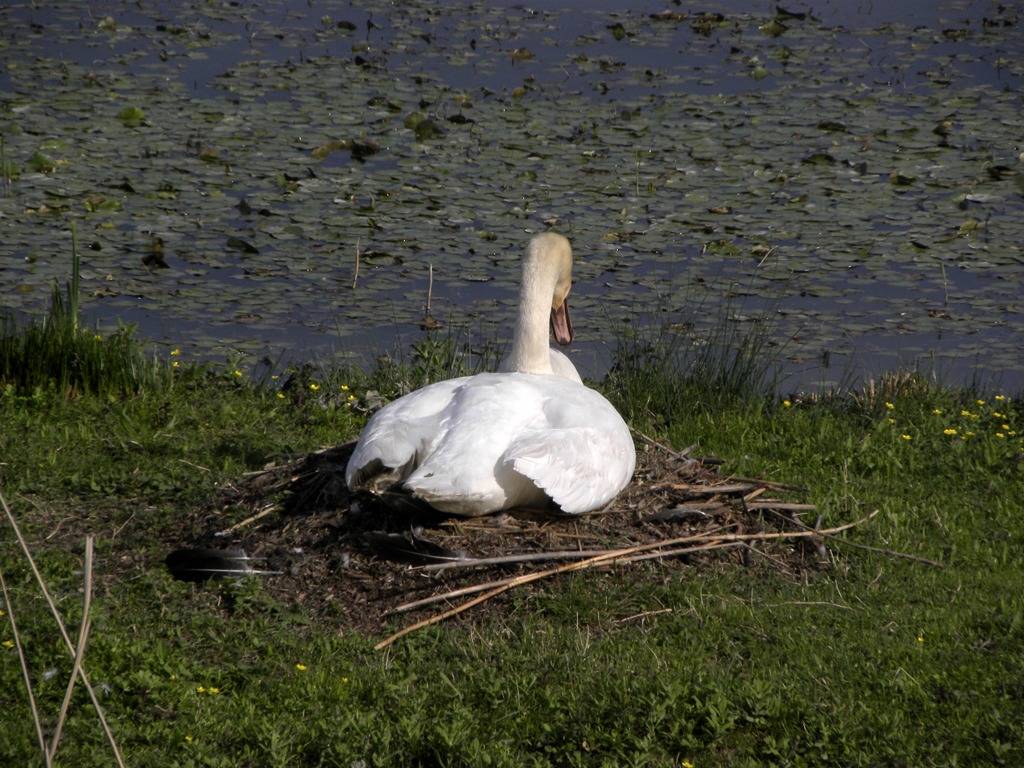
[1,268,1023,766]
[1,227,165,397]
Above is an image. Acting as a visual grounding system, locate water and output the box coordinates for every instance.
[1,0,1021,393]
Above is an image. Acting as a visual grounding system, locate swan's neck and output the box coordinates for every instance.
[507,263,554,375]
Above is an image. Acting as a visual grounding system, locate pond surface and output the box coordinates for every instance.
[1,0,1022,393]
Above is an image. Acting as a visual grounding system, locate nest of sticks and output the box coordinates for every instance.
[182,431,925,647]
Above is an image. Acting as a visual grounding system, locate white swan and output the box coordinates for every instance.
[345,232,635,517]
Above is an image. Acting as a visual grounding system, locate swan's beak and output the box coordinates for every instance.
[550,299,573,347]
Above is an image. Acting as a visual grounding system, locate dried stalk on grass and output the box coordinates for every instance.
[1,490,125,768]
[352,237,361,289]
[0,567,48,764]
[375,511,883,649]
[49,536,95,763]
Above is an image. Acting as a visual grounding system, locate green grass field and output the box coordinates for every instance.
[1,299,1022,767]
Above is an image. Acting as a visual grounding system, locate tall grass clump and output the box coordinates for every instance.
[0,227,163,396]
[607,303,780,431]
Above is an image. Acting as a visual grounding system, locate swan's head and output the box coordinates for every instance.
[526,232,574,347]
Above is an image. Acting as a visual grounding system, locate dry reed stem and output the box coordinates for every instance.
[629,427,695,460]
[49,535,95,763]
[824,538,946,569]
[352,237,361,290]
[761,505,946,569]
[216,502,280,537]
[426,263,434,315]
[375,513,882,649]
[746,502,817,512]
[0,566,50,765]
[419,548,627,572]
[725,475,809,493]
[1,489,126,767]
[390,528,731,614]
[665,483,757,495]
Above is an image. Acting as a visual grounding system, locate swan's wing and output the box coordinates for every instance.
[505,384,636,514]
[401,375,545,515]
[508,425,635,514]
[345,377,470,489]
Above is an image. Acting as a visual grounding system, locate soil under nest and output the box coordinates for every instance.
[174,437,851,641]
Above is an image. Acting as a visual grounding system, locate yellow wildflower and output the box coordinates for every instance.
[901,434,911,441]
[296,663,308,671]
[234,370,243,378]
[171,348,181,356]
[885,402,894,410]
[310,383,320,391]
[944,429,957,436]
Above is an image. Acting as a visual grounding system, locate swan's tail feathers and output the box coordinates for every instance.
[509,427,636,515]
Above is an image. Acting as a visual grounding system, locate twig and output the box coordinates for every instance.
[665,482,756,495]
[377,540,693,648]
[376,517,880,649]
[387,575,534,615]
[824,538,945,569]
[420,548,628,572]
[0,490,126,767]
[743,487,767,503]
[612,540,743,565]
[421,525,732,574]
[49,535,95,762]
[746,502,817,512]
[352,237,361,290]
[725,475,809,493]
[628,427,694,461]
[178,458,211,473]
[0,566,50,766]
[616,608,673,624]
[741,541,794,571]
[764,507,941,567]
[426,263,434,315]
[215,502,280,536]
[392,539,737,615]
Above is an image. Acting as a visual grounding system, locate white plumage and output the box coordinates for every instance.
[345,232,635,516]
